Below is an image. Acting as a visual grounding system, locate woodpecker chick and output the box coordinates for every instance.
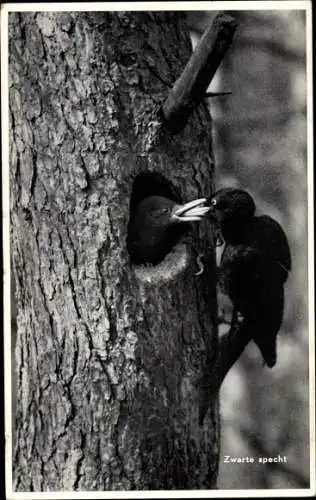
[127,195,210,265]
[208,188,291,368]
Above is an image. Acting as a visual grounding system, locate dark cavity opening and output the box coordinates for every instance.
[127,172,184,266]
[129,172,182,212]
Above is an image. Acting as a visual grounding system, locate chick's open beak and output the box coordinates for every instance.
[171,198,210,222]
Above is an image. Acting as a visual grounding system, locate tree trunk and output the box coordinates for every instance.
[9,11,218,491]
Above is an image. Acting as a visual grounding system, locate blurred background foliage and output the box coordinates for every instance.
[187,10,309,489]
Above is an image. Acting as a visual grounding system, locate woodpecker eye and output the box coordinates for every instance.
[211,198,217,206]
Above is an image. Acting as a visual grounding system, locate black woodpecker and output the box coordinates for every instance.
[208,188,291,368]
[127,195,210,265]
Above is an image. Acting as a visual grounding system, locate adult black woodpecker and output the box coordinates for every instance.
[208,188,292,368]
[127,195,210,265]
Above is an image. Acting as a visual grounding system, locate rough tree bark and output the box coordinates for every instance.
[10,11,219,490]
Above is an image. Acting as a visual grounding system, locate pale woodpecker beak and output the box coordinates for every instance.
[171,198,210,222]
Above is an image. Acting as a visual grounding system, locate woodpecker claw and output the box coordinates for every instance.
[236,311,244,323]
[195,253,204,276]
[216,236,224,247]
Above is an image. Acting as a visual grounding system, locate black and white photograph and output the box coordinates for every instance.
[2,1,314,497]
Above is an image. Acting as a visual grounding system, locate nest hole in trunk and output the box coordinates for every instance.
[126,172,192,284]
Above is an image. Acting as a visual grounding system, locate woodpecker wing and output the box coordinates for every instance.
[219,244,267,304]
[251,215,292,282]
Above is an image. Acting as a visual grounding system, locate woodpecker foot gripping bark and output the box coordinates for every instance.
[195,252,205,276]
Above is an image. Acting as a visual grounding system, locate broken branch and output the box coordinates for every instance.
[161,13,237,133]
